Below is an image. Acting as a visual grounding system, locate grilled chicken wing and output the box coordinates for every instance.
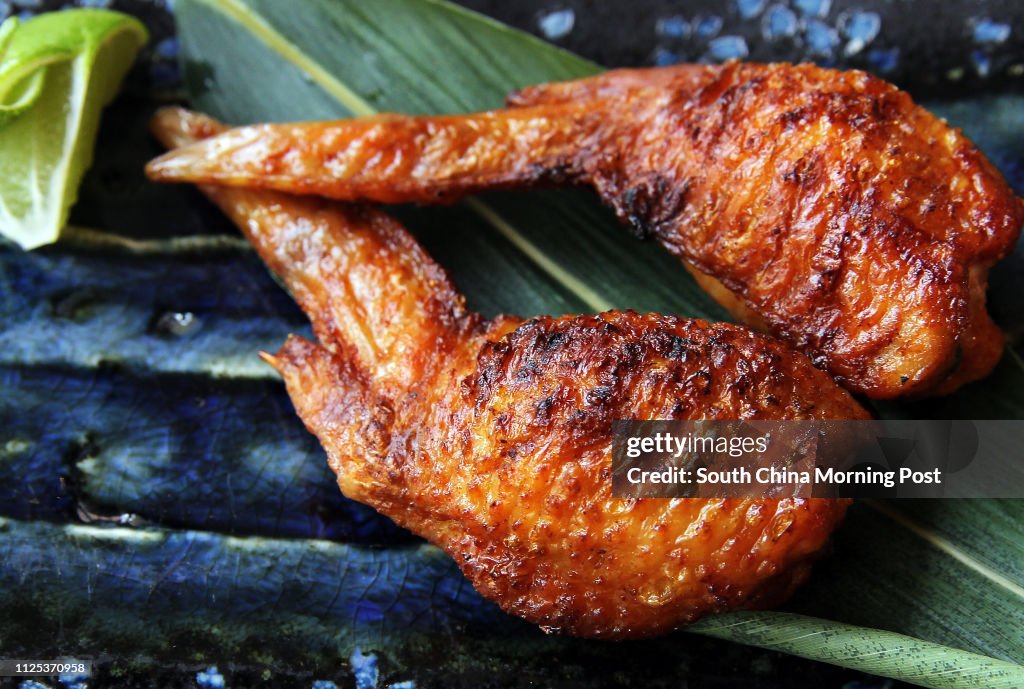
[150,107,868,639]
[147,63,1024,399]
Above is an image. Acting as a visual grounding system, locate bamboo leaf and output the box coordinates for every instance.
[688,612,1024,689]
[792,501,1024,663]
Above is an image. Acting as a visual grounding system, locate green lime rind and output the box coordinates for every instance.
[0,10,148,249]
[0,18,46,126]
[0,17,16,61]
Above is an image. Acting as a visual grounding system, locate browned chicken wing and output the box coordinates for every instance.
[150,107,869,639]
[147,63,1024,399]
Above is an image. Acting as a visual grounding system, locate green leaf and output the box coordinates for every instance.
[793,501,1024,663]
[166,0,1024,686]
[0,10,148,249]
[688,611,1024,689]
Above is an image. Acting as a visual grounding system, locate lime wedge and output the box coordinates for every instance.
[0,10,148,249]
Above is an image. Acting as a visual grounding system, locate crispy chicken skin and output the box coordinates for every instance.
[150,107,868,639]
[147,63,1024,399]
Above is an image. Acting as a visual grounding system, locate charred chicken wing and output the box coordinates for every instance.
[149,107,870,639]
[147,63,1024,399]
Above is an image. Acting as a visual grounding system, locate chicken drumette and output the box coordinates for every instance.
[148,63,1024,399]
[149,107,868,639]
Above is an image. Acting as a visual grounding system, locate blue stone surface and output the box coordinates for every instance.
[841,10,880,55]
[708,35,749,61]
[972,48,992,77]
[57,664,91,688]
[155,36,180,58]
[351,648,379,689]
[655,14,689,38]
[973,17,1011,45]
[793,0,830,18]
[805,18,840,57]
[653,47,681,66]
[841,10,881,42]
[736,0,766,20]
[537,8,574,40]
[762,4,798,40]
[196,666,227,689]
[694,14,723,39]
[867,46,900,73]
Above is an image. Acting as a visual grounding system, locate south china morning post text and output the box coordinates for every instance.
[623,429,937,491]
[611,420,1024,498]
